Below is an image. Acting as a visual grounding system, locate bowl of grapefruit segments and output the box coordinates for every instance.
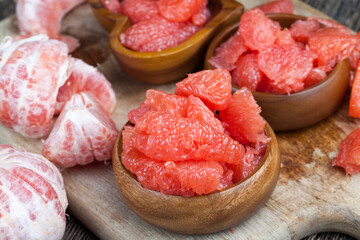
[112,69,281,234]
[205,12,352,131]
[89,0,244,84]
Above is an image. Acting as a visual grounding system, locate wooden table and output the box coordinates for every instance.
[0,0,360,239]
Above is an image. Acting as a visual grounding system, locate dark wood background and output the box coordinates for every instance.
[0,0,359,239]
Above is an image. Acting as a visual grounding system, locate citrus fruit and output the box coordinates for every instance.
[303,66,327,88]
[239,8,281,51]
[187,95,224,133]
[257,0,293,14]
[256,76,274,93]
[157,0,207,23]
[229,144,267,182]
[0,35,70,138]
[218,161,234,190]
[219,87,268,146]
[275,29,297,48]
[0,145,67,240]
[290,19,320,43]
[308,17,350,32]
[175,69,232,111]
[122,125,225,196]
[42,92,118,168]
[332,128,360,175]
[349,59,360,117]
[121,16,199,52]
[146,90,189,116]
[101,0,122,14]
[56,58,116,114]
[208,32,248,71]
[128,90,188,124]
[258,44,315,94]
[191,2,210,26]
[231,52,263,91]
[17,0,85,37]
[349,33,360,70]
[134,111,245,164]
[122,0,159,24]
[308,27,358,72]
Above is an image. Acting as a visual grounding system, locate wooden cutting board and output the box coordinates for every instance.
[1,1,360,239]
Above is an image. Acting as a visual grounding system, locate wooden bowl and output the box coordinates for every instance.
[112,122,280,234]
[102,0,244,84]
[204,13,351,131]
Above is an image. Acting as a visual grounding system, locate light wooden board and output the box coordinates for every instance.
[1,1,360,239]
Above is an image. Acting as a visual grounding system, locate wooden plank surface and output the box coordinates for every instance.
[1,1,360,239]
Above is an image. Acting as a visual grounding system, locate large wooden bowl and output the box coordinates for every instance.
[204,13,351,131]
[103,0,244,84]
[112,122,280,234]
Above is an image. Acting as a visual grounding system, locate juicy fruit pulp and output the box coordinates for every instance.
[258,45,314,94]
[101,0,122,14]
[257,0,293,14]
[121,16,199,52]
[16,0,85,52]
[231,52,263,91]
[0,35,70,138]
[122,0,159,24]
[308,27,358,72]
[209,7,360,94]
[0,145,68,240]
[56,58,116,114]
[43,92,118,168]
[349,57,360,117]
[208,32,247,71]
[122,69,268,196]
[219,87,268,146]
[239,8,281,51]
[333,128,360,174]
[120,0,210,52]
[134,111,244,164]
[158,0,207,23]
[175,69,232,111]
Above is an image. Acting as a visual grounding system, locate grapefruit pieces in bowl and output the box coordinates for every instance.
[91,0,244,84]
[205,12,351,131]
[112,121,280,234]
[112,69,280,234]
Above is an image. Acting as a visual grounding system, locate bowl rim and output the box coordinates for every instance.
[114,121,277,199]
[205,12,347,97]
[105,0,244,58]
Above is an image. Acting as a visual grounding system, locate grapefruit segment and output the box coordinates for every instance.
[187,95,224,133]
[122,0,159,24]
[257,0,293,14]
[290,19,320,43]
[134,111,245,164]
[349,60,360,117]
[231,52,263,91]
[333,128,360,174]
[122,126,224,196]
[157,0,207,23]
[208,32,248,71]
[239,8,281,51]
[128,90,188,125]
[175,69,232,111]
[219,87,269,146]
[308,27,358,72]
[257,45,315,94]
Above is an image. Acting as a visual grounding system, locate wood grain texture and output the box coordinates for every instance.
[0,1,359,240]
